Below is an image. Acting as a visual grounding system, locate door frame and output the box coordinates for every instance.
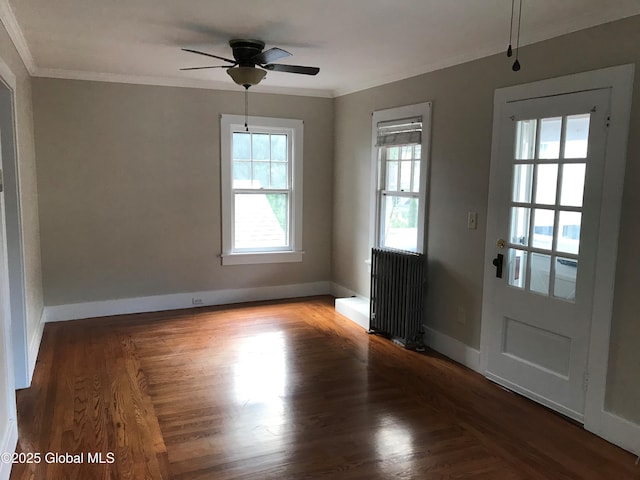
[480,64,634,434]
[0,56,29,389]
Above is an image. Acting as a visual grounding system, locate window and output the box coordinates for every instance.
[220,115,303,265]
[371,103,431,253]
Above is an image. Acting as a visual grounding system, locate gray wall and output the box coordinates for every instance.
[332,16,640,423]
[33,79,334,305]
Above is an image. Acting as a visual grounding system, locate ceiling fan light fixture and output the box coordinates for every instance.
[227,66,267,87]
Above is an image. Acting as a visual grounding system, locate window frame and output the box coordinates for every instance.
[370,102,432,254]
[220,114,303,265]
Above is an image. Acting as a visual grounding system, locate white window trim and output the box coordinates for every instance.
[369,102,432,255]
[220,114,303,266]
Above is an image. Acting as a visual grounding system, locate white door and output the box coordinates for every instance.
[482,88,610,421]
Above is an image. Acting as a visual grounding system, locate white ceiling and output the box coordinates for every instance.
[5,0,640,97]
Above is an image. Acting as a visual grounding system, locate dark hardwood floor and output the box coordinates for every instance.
[10,297,638,479]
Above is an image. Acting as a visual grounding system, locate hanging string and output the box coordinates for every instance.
[512,0,522,71]
[244,87,249,131]
[507,0,515,57]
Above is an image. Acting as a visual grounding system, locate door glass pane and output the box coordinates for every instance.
[530,253,551,296]
[560,164,586,207]
[515,120,537,160]
[554,257,577,302]
[509,207,530,246]
[564,114,590,159]
[532,209,554,250]
[508,249,527,289]
[534,164,558,205]
[234,193,288,249]
[414,144,421,159]
[401,146,413,160]
[386,161,398,191]
[557,211,581,255]
[539,117,562,159]
[512,164,533,203]
[381,195,419,252]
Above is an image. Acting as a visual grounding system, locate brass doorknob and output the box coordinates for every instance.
[497,239,506,249]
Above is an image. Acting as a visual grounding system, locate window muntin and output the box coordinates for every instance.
[507,113,592,301]
[379,143,422,252]
[220,115,303,265]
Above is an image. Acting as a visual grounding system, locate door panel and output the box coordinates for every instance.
[483,88,610,421]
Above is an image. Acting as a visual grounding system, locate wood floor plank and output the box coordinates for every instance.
[10,297,638,479]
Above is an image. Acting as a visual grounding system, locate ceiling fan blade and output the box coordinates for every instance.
[181,48,236,64]
[180,65,233,71]
[252,47,291,65]
[264,64,320,75]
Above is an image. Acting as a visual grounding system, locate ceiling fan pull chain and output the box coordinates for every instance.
[507,0,515,57]
[512,0,522,71]
[244,87,249,131]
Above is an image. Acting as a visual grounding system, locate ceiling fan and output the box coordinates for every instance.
[181,39,320,88]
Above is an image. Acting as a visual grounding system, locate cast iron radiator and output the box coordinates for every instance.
[369,248,426,349]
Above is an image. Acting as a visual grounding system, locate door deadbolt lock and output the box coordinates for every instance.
[492,253,504,278]
[497,238,506,249]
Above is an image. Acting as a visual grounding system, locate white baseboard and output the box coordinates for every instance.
[423,326,482,373]
[44,281,332,323]
[0,418,18,480]
[588,411,640,457]
[26,310,46,384]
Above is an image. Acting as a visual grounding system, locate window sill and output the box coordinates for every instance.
[221,251,304,266]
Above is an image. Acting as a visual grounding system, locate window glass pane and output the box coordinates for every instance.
[412,160,420,193]
[381,195,419,252]
[554,257,577,302]
[515,119,537,160]
[271,134,287,162]
[233,161,251,188]
[508,248,527,289]
[401,146,412,160]
[530,253,551,296]
[560,164,586,207]
[400,161,412,191]
[386,161,398,191]
[270,163,288,189]
[387,147,400,160]
[532,209,554,250]
[564,114,590,159]
[535,163,558,205]
[539,117,562,159]
[509,207,530,246]
[252,162,270,188]
[252,134,270,161]
[234,193,289,249]
[557,211,581,255]
[233,133,251,160]
[512,164,533,203]
[414,144,421,159]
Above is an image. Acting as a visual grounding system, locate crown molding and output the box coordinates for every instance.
[0,0,35,74]
[33,67,334,98]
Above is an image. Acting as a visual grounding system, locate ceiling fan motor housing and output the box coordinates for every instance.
[229,39,266,66]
